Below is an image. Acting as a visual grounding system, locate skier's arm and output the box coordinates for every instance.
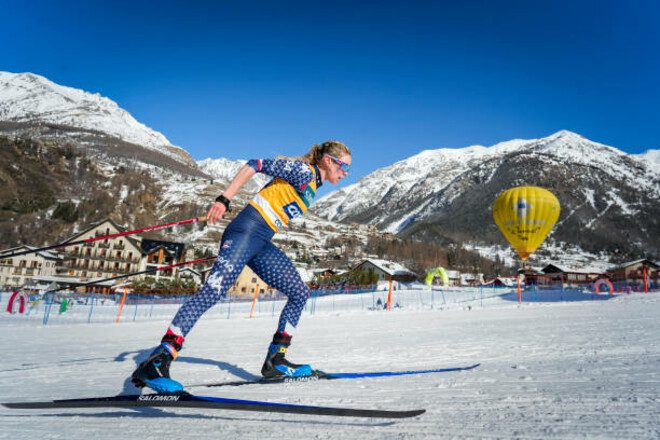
[206,164,256,224]
[247,159,313,188]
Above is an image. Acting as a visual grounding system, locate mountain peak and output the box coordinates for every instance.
[546,130,584,141]
[0,71,190,164]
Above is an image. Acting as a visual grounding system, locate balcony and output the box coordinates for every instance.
[112,243,125,250]
[98,242,111,249]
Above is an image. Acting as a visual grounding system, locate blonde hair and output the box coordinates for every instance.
[299,141,351,165]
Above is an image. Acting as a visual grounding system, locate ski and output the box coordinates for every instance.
[195,363,480,388]
[2,392,424,419]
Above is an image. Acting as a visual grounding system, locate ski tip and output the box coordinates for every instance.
[3,401,45,409]
[407,409,426,418]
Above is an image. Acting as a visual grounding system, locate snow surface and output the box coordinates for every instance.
[1,291,658,439]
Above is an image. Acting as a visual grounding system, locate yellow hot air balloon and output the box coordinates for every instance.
[492,186,560,261]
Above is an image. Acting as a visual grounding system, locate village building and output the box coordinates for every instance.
[57,219,143,285]
[310,268,341,286]
[0,246,62,289]
[534,263,603,288]
[608,259,659,286]
[140,238,186,281]
[460,272,485,286]
[352,258,417,283]
[178,268,203,286]
[23,275,116,295]
[482,276,516,287]
[226,266,277,298]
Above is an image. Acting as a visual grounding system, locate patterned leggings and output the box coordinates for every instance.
[169,207,309,339]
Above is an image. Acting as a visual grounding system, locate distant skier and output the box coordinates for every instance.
[132,141,352,392]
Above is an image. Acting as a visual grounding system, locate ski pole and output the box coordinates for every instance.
[3,216,207,258]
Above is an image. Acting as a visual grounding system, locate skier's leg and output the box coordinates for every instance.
[248,243,313,377]
[132,230,266,392]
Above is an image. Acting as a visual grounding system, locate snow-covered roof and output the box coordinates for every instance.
[178,268,201,276]
[355,258,416,277]
[30,275,116,287]
[542,263,605,275]
[612,259,660,269]
[0,245,62,260]
[60,218,142,251]
[483,277,516,286]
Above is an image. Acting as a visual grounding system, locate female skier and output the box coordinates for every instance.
[132,141,351,392]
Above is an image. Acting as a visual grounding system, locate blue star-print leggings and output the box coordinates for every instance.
[168,205,309,339]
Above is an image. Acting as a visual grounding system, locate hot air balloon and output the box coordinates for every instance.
[493,186,560,303]
[492,186,560,261]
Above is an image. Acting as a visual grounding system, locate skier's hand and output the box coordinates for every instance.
[206,202,227,225]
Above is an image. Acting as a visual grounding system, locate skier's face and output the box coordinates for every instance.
[324,153,351,185]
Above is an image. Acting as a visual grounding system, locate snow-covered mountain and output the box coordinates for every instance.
[2,70,656,268]
[0,71,358,261]
[0,71,195,168]
[315,130,660,259]
[197,157,271,193]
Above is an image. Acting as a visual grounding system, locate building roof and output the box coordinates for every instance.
[141,239,185,260]
[610,258,660,270]
[483,277,516,287]
[29,275,116,287]
[178,267,201,276]
[0,245,63,260]
[355,258,417,277]
[60,218,142,251]
[542,263,605,275]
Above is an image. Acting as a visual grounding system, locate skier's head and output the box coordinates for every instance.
[302,141,351,185]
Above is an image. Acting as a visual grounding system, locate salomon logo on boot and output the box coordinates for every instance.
[131,343,184,393]
[261,332,314,378]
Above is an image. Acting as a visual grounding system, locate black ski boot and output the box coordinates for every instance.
[261,332,313,378]
[131,343,183,393]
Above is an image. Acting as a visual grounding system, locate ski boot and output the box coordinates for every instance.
[261,332,314,378]
[131,342,184,393]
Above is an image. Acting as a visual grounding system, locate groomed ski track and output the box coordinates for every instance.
[1,293,658,439]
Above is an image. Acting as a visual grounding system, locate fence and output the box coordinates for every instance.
[4,281,656,327]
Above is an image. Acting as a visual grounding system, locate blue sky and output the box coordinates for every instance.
[1,0,659,194]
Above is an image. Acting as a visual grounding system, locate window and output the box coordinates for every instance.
[251,277,257,283]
